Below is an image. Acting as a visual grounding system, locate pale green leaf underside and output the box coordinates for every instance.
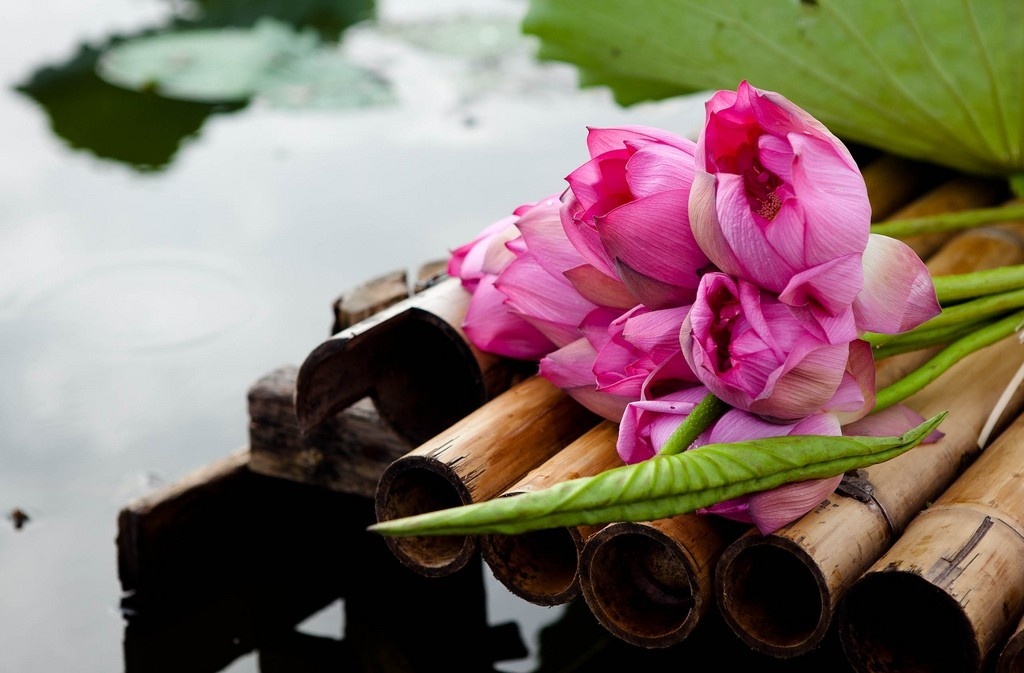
[523,0,1024,177]
[370,411,945,537]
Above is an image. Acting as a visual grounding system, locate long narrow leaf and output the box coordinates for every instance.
[369,412,946,537]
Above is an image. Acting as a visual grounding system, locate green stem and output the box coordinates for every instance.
[870,321,983,360]
[870,204,1024,239]
[658,392,729,456]
[873,309,1024,412]
[934,265,1024,304]
[865,287,1024,348]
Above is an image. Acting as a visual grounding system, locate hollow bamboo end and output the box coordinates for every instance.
[480,527,583,606]
[374,456,475,577]
[715,534,831,658]
[578,523,704,648]
[838,571,981,673]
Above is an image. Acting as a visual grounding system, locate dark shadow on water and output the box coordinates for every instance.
[15,40,247,172]
[178,0,375,42]
[118,465,526,673]
[13,0,376,172]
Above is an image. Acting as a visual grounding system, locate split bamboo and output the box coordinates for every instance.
[838,412,1024,673]
[294,275,532,445]
[374,375,599,577]
[579,513,743,648]
[479,421,621,606]
[714,215,1024,659]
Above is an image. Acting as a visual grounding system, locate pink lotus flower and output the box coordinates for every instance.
[681,272,857,421]
[592,304,697,398]
[697,410,845,534]
[561,126,712,309]
[616,384,713,464]
[539,334,634,422]
[689,81,871,317]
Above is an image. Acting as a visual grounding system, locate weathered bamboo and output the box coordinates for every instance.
[294,275,533,445]
[714,219,1024,659]
[247,365,411,498]
[579,512,743,648]
[480,421,620,606]
[839,411,1024,673]
[374,375,599,576]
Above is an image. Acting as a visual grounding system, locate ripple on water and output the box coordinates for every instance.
[14,250,264,356]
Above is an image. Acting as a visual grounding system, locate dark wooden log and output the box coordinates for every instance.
[331,268,410,335]
[247,365,411,497]
[295,275,534,445]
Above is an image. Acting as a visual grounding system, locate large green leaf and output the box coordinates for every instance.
[522,0,1024,178]
[369,412,945,537]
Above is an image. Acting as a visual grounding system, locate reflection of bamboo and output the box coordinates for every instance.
[374,375,599,577]
[714,219,1024,659]
[480,421,621,606]
[839,412,1024,673]
[580,513,742,648]
[294,276,532,445]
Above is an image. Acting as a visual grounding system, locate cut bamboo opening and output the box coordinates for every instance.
[294,275,531,445]
[579,513,741,648]
[839,412,1024,673]
[374,375,599,577]
[479,421,620,606]
[714,209,1024,658]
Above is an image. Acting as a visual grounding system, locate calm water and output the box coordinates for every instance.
[0,1,713,671]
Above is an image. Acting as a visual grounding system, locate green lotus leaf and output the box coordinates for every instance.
[522,0,1024,179]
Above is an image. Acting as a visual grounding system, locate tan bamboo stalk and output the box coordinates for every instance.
[860,154,948,222]
[374,375,599,577]
[883,174,1008,260]
[294,275,532,445]
[579,512,743,648]
[998,614,1024,673]
[480,421,622,606]
[838,412,1024,673]
[714,216,1024,659]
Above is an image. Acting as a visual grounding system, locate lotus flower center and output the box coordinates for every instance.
[757,190,782,220]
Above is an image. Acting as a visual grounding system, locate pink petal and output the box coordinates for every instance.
[563,264,637,310]
[598,189,710,299]
[854,234,941,334]
[462,275,553,360]
[747,475,844,534]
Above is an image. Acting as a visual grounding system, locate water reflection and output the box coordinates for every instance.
[14,0,377,171]
[119,462,527,672]
[15,41,245,171]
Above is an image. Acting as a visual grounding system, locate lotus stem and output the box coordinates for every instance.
[658,392,730,457]
[870,204,1024,239]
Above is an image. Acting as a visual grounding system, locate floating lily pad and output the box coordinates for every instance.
[255,50,394,109]
[523,0,1024,179]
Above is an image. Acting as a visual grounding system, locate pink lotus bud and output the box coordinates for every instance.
[690,81,870,317]
[682,272,853,421]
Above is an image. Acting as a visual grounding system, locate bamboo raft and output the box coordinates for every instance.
[117,152,1024,672]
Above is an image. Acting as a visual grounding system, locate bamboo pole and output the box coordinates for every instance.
[579,513,743,648]
[714,217,1024,658]
[838,412,1024,673]
[860,154,949,222]
[374,375,599,577]
[294,275,532,445]
[883,174,1008,260]
[479,421,621,606]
